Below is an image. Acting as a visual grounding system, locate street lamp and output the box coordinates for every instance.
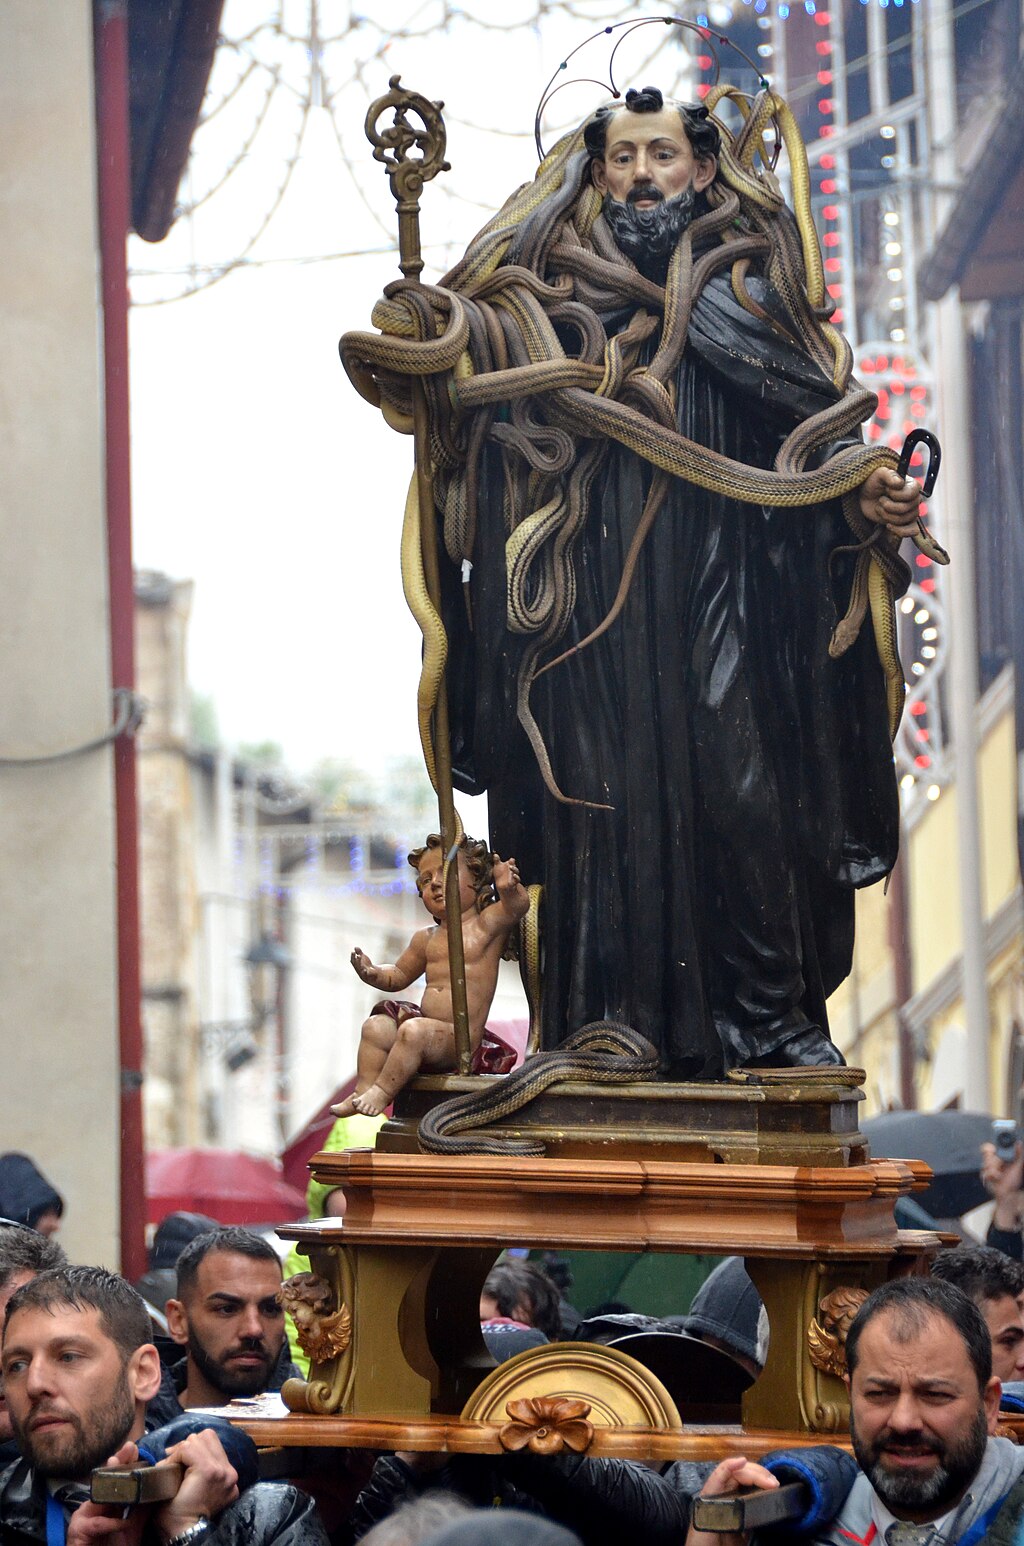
[244,931,292,1025]
[201,932,292,1073]
[244,930,293,1143]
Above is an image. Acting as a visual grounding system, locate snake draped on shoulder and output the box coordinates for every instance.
[341,88,907,1076]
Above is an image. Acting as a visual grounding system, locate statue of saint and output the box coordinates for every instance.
[344,84,923,1080]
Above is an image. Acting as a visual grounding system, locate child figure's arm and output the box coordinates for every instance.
[350,931,430,993]
[479,856,530,938]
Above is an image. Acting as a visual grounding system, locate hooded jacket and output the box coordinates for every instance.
[0,1157,62,1232]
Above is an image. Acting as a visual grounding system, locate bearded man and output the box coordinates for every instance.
[687,1277,1024,1546]
[346,83,923,1077]
[0,1265,326,1546]
[147,1229,298,1428]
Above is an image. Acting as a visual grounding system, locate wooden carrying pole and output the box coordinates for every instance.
[365,77,472,1073]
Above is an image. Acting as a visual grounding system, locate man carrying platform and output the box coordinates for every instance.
[688,1278,1024,1546]
[0,1265,326,1546]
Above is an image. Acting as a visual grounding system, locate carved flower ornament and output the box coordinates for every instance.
[498,1397,595,1455]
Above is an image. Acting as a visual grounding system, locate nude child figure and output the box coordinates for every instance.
[331,833,529,1118]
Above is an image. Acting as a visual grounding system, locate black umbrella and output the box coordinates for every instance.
[862,1109,996,1218]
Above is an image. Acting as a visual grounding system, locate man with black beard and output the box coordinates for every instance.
[0,1265,327,1546]
[686,1278,1024,1546]
[147,1230,298,1428]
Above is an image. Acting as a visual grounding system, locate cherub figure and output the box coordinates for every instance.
[807,1285,869,1379]
[277,1272,352,1364]
[332,833,529,1118]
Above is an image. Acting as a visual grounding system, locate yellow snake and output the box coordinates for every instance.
[341,85,948,805]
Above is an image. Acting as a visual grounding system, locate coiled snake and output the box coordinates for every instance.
[341,84,948,811]
[418,1022,660,1156]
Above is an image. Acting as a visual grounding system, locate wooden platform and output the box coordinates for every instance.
[282,1149,934,1258]
[235,1409,854,1462]
[275,1146,944,1440]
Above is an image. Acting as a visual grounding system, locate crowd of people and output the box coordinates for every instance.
[3,1137,1024,1546]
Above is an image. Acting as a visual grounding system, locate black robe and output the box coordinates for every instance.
[442,271,898,1077]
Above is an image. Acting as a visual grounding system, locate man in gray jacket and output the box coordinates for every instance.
[688,1277,1024,1546]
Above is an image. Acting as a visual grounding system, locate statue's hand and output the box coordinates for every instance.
[859,466,922,537]
[493,856,523,900]
[351,947,379,986]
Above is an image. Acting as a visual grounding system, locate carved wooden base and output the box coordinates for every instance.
[381,1066,868,1167]
[274,1146,943,1450]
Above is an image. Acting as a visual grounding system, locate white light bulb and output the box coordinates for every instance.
[927,784,940,801]
[914,609,930,624]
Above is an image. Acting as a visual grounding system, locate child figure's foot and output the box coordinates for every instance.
[330,1095,359,1119]
[352,1084,389,1117]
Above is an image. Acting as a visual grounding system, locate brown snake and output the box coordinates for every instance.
[418,1022,659,1156]
[340,85,948,810]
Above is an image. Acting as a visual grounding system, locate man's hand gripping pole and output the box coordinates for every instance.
[365,78,472,1074]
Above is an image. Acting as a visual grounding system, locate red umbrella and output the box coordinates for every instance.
[146,1148,306,1227]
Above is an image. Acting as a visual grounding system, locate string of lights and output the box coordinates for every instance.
[130,0,994,305]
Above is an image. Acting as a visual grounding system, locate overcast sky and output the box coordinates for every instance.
[127,2,704,785]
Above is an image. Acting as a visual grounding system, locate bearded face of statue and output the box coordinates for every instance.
[600,185,698,273]
[591,104,717,274]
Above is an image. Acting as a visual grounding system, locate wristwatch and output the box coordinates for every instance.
[163,1518,211,1546]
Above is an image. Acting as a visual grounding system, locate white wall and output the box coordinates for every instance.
[0,4,121,1265]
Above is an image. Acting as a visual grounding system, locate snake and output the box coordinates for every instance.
[417,1021,659,1156]
[339,84,949,808]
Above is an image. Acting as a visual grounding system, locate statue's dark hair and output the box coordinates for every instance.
[583,85,720,168]
[4,1266,151,1365]
[176,1226,282,1299]
[845,1277,992,1393]
[408,833,495,908]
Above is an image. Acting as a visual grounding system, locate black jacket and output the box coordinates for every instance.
[145,1344,301,1431]
[0,1456,328,1546]
[349,1441,861,1546]
[349,1451,713,1546]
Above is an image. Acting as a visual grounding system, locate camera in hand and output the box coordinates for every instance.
[993,1119,1019,1162]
